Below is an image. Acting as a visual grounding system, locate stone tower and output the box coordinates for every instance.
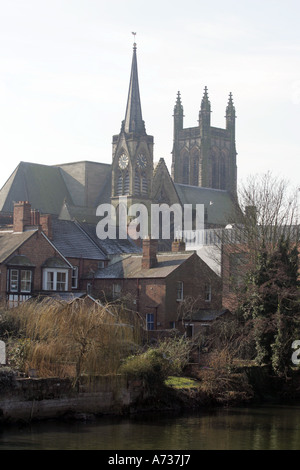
[171,88,237,197]
[111,41,154,220]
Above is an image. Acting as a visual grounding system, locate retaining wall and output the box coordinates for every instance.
[0,375,145,423]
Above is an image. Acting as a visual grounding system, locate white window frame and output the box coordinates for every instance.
[43,269,69,292]
[20,270,32,293]
[9,269,19,292]
[8,269,32,293]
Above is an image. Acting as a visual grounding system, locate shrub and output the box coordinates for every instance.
[120,349,169,391]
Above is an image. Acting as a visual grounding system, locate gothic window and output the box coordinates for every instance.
[134,173,140,194]
[191,149,199,186]
[182,155,189,184]
[124,171,130,194]
[211,148,220,189]
[220,160,226,190]
[116,171,130,196]
[141,172,148,195]
[117,174,123,195]
[220,150,229,190]
[134,170,148,196]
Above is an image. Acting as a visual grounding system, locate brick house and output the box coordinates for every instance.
[83,238,223,334]
[0,201,73,307]
[0,200,140,306]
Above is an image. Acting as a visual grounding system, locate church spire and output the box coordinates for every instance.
[122,39,146,134]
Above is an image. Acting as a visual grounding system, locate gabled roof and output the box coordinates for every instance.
[0,162,73,215]
[0,161,113,218]
[0,230,36,264]
[57,161,112,207]
[51,219,107,260]
[91,251,194,279]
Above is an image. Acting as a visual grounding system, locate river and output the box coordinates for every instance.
[0,404,300,450]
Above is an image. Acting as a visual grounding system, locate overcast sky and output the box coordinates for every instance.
[0,0,299,195]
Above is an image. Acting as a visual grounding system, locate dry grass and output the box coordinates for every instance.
[5,297,141,384]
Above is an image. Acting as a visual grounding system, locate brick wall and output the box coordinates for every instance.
[84,252,222,331]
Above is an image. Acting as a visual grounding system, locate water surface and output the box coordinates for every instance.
[1,405,300,450]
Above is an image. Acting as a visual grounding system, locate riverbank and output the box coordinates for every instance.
[1,363,300,425]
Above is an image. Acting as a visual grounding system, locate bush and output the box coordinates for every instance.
[120,349,169,391]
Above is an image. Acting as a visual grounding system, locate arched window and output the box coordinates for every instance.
[191,149,199,186]
[182,154,189,184]
[141,172,148,195]
[116,171,130,196]
[134,170,148,196]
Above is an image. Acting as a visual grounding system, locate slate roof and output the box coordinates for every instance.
[0,230,36,264]
[51,219,107,260]
[174,183,237,226]
[91,251,194,279]
[80,222,141,256]
[0,161,113,217]
[0,162,73,215]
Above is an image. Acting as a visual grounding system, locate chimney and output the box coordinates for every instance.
[13,201,32,232]
[171,239,186,252]
[142,237,158,269]
[40,214,52,239]
[30,208,40,226]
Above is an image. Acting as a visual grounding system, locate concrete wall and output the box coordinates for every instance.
[0,375,145,423]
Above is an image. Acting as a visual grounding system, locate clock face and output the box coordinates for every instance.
[137,153,147,168]
[118,153,129,169]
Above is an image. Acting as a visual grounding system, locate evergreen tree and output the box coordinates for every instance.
[238,237,300,376]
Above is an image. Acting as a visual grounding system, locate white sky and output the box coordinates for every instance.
[0,0,299,194]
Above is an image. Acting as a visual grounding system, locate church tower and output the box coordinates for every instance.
[171,88,237,197]
[111,40,154,221]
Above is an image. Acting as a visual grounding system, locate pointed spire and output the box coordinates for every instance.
[174,91,183,115]
[123,41,146,134]
[226,92,236,119]
[201,86,211,113]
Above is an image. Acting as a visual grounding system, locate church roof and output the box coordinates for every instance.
[0,162,73,215]
[0,161,113,217]
[174,183,237,226]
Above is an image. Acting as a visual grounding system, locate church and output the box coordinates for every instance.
[0,41,239,242]
[0,41,241,328]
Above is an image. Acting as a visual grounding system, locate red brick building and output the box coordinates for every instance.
[84,238,223,334]
[0,201,73,307]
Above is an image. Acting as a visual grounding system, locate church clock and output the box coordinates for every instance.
[137,153,147,168]
[118,153,129,169]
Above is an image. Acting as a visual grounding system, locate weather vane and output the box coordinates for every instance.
[132,32,137,46]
